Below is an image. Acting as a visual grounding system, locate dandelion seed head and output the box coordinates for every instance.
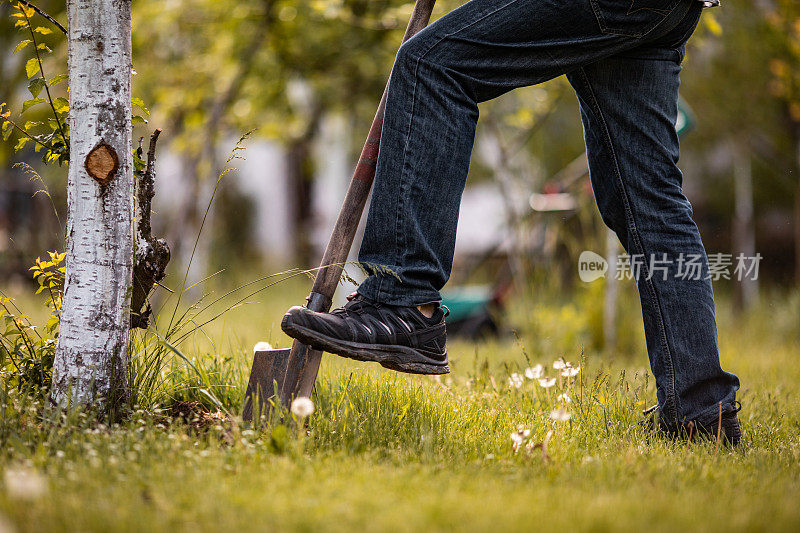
[510,428,530,452]
[508,373,524,388]
[561,366,580,378]
[550,408,572,422]
[290,397,315,418]
[553,358,567,370]
[4,467,47,500]
[524,364,544,380]
[538,377,556,388]
[253,341,273,354]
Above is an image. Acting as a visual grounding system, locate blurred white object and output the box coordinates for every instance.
[291,397,315,418]
[253,341,273,354]
[529,193,576,212]
[4,467,47,501]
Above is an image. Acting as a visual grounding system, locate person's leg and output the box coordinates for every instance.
[283,0,709,377]
[357,0,697,306]
[566,6,740,434]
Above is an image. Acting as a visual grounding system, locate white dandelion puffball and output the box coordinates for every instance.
[253,341,273,354]
[550,408,572,422]
[4,467,47,500]
[557,393,571,403]
[508,373,524,388]
[538,377,556,388]
[562,366,580,378]
[291,397,315,418]
[552,358,567,370]
[524,364,544,380]
[510,432,525,444]
[510,428,530,452]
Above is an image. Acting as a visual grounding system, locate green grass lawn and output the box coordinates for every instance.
[1,278,799,532]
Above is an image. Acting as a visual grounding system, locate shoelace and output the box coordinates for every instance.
[331,293,374,316]
[338,292,450,320]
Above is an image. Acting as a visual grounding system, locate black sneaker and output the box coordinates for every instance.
[639,402,742,447]
[693,405,742,447]
[281,292,450,375]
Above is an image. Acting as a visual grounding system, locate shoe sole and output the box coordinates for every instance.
[281,315,450,375]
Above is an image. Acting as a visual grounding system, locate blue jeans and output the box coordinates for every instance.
[356,0,739,431]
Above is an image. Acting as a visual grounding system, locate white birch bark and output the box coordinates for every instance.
[51,0,133,408]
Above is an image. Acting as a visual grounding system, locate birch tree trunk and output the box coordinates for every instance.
[51,0,133,409]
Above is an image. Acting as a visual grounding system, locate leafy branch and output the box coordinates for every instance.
[0,0,69,164]
[15,0,66,34]
[20,1,68,149]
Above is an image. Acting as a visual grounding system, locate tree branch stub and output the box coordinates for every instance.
[85,141,119,185]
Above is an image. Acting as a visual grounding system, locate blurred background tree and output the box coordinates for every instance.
[763,0,800,285]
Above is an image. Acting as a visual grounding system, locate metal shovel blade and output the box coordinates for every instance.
[241,348,292,422]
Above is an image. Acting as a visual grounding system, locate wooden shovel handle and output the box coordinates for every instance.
[281,0,438,403]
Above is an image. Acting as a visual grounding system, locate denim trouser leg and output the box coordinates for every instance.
[567,55,739,428]
[356,0,739,428]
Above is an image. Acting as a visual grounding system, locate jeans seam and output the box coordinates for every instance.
[665,6,702,54]
[644,0,694,42]
[576,66,680,425]
[590,0,688,40]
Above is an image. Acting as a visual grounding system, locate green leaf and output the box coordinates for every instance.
[22,98,45,113]
[36,43,52,53]
[25,58,40,78]
[48,74,68,86]
[28,78,45,98]
[132,115,148,125]
[2,127,12,142]
[131,97,150,117]
[14,136,30,151]
[33,27,53,35]
[53,97,69,114]
[14,40,32,53]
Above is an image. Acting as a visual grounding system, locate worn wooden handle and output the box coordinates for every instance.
[280,0,438,403]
